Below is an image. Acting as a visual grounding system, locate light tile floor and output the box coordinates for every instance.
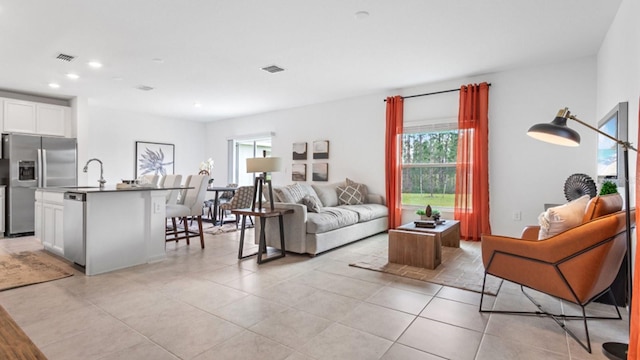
[0,231,628,360]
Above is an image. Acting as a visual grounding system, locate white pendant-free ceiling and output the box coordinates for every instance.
[0,0,622,122]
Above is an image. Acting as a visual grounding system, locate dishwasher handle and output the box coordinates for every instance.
[64,192,86,201]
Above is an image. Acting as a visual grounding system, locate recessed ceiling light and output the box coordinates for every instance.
[112,76,123,81]
[66,73,79,80]
[193,102,202,108]
[48,83,60,89]
[88,61,103,68]
[355,11,369,20]
[152,58,164,64]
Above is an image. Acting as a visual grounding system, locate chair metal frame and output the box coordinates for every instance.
[479,231,625,353]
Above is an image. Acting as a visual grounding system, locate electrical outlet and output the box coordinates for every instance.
[154,202,161,214]
[512,211,522,221]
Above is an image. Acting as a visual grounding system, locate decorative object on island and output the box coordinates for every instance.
[527,106,636,359]
[600,180,619,196]
[292,163,306,181]
[563,173,597,201]
[313,140,330,159]
[135,141,175,178]
[292,142,307,160]
[246,150,282,211]
[312,163,328,181]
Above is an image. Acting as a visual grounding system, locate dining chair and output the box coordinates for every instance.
[142,174,160,186]
[218,186,255,228]
[165,174,209,248]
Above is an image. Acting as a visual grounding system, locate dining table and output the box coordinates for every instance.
[206,186,237,225]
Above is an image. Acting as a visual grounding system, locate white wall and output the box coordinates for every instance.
[205,95,387,196]
[82,106,207,186]
[597,0,640,205]
[205,57,597,236]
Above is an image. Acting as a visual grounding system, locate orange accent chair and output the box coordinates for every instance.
[480,194,634,353]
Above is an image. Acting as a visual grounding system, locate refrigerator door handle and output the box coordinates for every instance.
[37,149,43,187]
[41,149,47,187]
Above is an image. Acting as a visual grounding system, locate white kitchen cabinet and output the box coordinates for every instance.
[36,103,68,137]
[3,98,37,134]
[1,98,70,137]
[35,190,65,256]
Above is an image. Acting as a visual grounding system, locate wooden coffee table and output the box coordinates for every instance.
[397,220,461,248]
[387,220,461,270]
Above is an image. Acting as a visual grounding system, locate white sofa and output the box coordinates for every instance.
[256,181,388,255]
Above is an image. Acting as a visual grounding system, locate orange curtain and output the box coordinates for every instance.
[454,82,491,240]
[385,96,404,229]
[629,98,640,359]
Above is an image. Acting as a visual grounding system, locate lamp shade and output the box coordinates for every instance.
[246,157,282,173]
[527,115,581,147]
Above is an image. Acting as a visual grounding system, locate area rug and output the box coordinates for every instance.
[204,223,242,235]
[0,251,74,291]
[350,240,502,296]
[0,304,47,359]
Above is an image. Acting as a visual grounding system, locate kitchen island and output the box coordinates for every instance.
[36,185,184,275]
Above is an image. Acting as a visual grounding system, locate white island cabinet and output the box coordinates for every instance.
[34,189,65,256]
[37,186,174,275]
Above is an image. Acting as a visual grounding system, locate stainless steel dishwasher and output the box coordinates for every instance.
[63,192,86,266]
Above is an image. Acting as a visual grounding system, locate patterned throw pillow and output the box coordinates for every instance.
[346,178,368,203]
[301,195,323,213]
[337,184,364,205]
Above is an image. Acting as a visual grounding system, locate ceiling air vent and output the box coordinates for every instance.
[136,85,154,91]
[56,53,76,62]
[261,65,285,73]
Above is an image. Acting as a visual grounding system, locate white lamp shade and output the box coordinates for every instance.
[246,157,282,173]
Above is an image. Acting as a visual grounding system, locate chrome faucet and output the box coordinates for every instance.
[83,158,106,188]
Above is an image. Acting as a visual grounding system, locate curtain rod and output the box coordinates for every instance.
[384,83,491,102]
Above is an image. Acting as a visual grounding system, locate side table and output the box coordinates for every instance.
[231,207,293,264]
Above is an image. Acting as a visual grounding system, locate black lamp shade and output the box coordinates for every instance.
[527,116,581,147]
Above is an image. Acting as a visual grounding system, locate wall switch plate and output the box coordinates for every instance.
[512,211,522,221]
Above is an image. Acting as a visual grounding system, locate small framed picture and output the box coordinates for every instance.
[313,140,329,159]
[135,141,175,178]
[292,164,306,181]
[293,142,307,160]
[312,163,328,181]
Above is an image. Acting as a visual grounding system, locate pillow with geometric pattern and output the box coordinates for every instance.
[337,184,364,205]
[346,178,368,203]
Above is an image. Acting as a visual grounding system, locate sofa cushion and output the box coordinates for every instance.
[312,183,341,207]
[306,207,359,234]
[338,204,388,222]
[301,195,322,213]
[273,183,321,205]
[538,195,590,240]
[337,184,365,205]
[346,178,369,202]
[583,193,623,222]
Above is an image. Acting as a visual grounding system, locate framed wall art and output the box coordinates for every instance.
[313,140,329,159]
[292,163,306,181]
[312,163,328,181]
[135,141,175,177]
[293,142,307,160]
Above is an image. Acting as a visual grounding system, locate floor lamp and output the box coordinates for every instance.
[528,107,636,359]
[246,151,282,211]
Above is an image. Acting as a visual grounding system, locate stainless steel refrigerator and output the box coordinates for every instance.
[2,134,77,236]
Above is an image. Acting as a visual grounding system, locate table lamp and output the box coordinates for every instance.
[246,151,282,211]
[527,107,636,359]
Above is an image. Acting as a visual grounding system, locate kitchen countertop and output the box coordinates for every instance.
[39,185,189,193]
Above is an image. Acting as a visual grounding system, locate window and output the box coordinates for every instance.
[401,123,458,209]
[228,136,272,186]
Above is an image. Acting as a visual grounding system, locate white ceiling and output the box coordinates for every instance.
[0,0,621,122]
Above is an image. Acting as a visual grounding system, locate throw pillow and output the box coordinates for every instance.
[537,195,590,240]
[346,178,369,202]
[301,195,322,213]
[337,184,364,205]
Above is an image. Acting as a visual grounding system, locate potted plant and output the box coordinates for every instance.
[599,180,618,195]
